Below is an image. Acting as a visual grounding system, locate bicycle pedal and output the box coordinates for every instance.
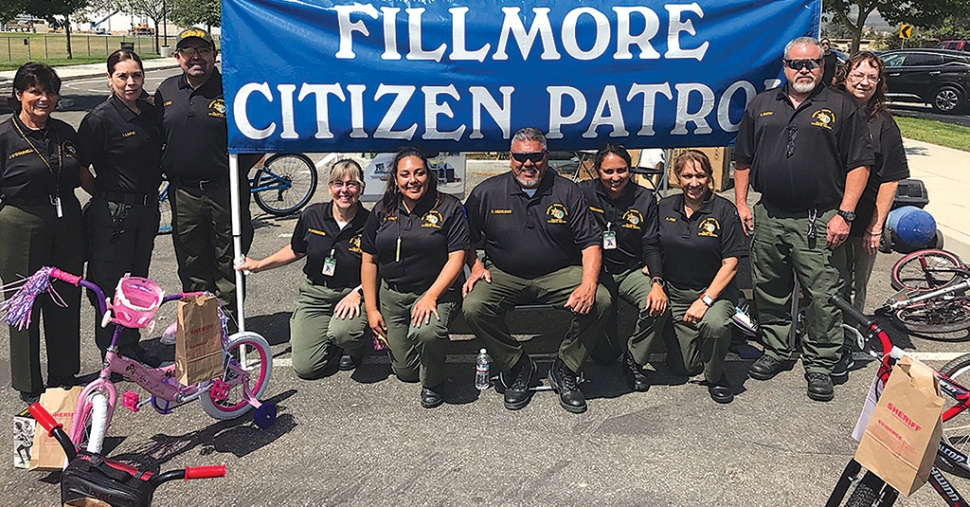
[210,379,229,402]
[122,391,140,412]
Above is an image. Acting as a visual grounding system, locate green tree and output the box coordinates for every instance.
[1,0,29,28]
[169,0,219,30]
[823,0,970,52]
[24,0,88,59]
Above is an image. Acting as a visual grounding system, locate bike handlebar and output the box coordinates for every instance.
[830,294,873,329]
[184,465,227,480]
[28,402,77,461]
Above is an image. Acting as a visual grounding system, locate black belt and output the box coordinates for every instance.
[170,176,230,192]
[385,281,429,294]
[97,191,158,206]
[1,194,55,206]
[310,278,353,291]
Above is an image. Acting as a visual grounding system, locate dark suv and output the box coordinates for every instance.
[879,49,970,113]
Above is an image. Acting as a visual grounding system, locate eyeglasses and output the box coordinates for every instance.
[177,47,214,58]
[330,180,361,190]
[848,72,880,83]
[786,126,798,158]
[511,151,546,164]
[784,59,822,71]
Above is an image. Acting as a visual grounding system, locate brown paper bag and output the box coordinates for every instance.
[175,294,224,386]
[29,386,83,471]
[855,356,944,496]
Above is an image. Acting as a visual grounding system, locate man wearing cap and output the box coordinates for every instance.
[155,28,259,325]
[462,127,611,414]
[734,36,872,402]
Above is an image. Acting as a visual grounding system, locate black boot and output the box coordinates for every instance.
[548,358,587,414]
[500,354,535,410]
[624,351,650,392]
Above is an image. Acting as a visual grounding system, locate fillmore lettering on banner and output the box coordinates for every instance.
[222,0,821,153]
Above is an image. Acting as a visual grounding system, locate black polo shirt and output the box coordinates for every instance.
[465,171,601,279]
[578,179,663,277]
[154,69,229,182]
[77,95,162,195]
[0,115,81,199]
[851,108,909,237]
[657,193,747,290]
[361,189,469,293]
[291,201,370,288]
[735,84,874,212]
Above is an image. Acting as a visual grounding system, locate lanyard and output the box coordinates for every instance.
[11,117,62,189]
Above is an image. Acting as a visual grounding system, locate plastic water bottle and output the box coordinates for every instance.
[475,348,490,390]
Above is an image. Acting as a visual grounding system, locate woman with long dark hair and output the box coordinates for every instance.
[0,62,84,403]
[360,148,469,408]
[77,49,163,363]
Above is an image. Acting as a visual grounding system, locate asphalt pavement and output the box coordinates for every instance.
[0,64,968,506]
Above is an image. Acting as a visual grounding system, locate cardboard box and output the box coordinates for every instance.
[668,147,732,192]
[13,408,34,469]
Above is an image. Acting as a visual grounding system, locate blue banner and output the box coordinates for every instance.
[222,0,821,153]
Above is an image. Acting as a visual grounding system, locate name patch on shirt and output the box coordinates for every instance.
[8,148,31,160]
[698,217,720,237]
[588,206,604,214]
[490,209,512,214]
[308,228,326,237]
[421,210,443,229]
[811,109,835,130]
[665,216,677,222]
[546,204,568,224]
[759,111,773,117]
[122,130,136,138]
[621,209,643,230]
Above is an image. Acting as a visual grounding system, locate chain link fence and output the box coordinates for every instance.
[0,34,160,63]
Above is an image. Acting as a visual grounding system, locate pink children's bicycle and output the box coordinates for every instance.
[1,267,276,455]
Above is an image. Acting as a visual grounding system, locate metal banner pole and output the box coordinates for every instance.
[228,153,246,333]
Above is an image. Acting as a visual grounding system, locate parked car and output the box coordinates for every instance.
[879,48,970,114]
[937,40,970,52]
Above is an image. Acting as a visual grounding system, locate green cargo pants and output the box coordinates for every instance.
[169,180,253,326]
[648,282,737,382]
[751,201,845,374]
[379,283,460,388]
[592,267,658,365]
[84,197,159,354]
[0,199,83,394]
[462,262,611,374]
[289,279,368,379]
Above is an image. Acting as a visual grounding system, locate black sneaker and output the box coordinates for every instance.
[624,351,650,392]
[420,383,444,409]
[749,354,784,381]
[831,351,855,379]
[19,390,43,404]
[339,353,362,371]
[547,358,587,414]
[500,354,536,411]
[806,372,834,402]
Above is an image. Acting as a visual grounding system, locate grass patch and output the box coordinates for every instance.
[895,115,970,152]
[0,34,163,71]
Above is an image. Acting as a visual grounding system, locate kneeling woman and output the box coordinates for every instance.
[649,150,747,403]
[236,160,370,378]
[360,148,469,408]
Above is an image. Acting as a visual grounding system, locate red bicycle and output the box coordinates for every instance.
[827,295,970,506]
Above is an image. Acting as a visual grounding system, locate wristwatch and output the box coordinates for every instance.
[354,286,364,297]
[651,276,665,288]
[837,209,856,222]
[701,294,714,307]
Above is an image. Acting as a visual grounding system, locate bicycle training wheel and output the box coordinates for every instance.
[199,331,273,420]
[253,153,318,216]
[70,390,109,455]
[894,299,970,337]
[937,353,970,478]
[157,182,173,235]
[891,248,963,291]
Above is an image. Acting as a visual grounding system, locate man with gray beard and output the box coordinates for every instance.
[733,37,873,402]
[462,127,611,414]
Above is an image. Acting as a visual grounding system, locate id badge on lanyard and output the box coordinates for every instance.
[322,248,337,277]
[603,222,617,250]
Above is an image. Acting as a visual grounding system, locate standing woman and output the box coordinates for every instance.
[77,50,163,362]
[236,160,370,379]
[578,143,666,392]
[832,51,909,374]
[0,63,85,402]
[360,148,469,408]
[648,150,747,403]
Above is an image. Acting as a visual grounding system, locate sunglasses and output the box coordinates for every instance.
[784,59,822,71]
[511,151,546,164]
[177,47,214,58]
